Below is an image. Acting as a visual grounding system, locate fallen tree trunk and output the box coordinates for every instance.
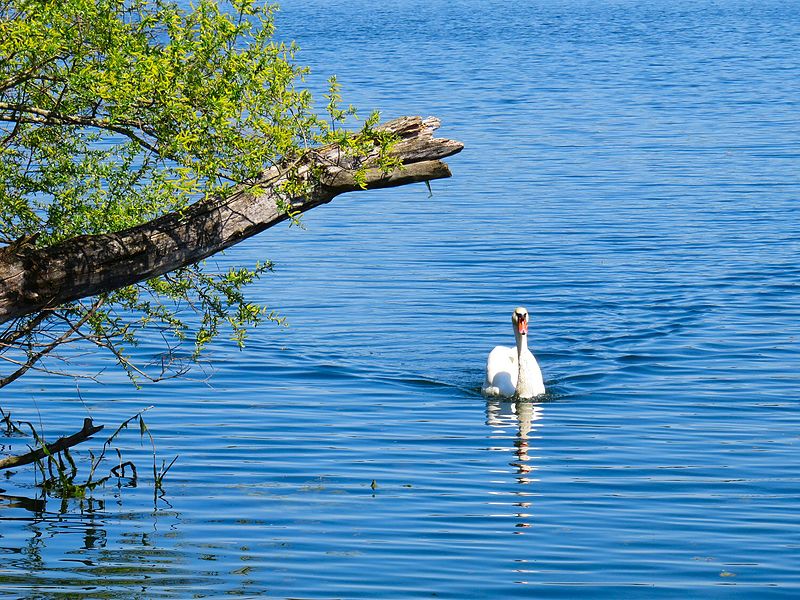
[0,116,462,324]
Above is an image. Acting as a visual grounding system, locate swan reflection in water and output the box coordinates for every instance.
[485,398,544,533]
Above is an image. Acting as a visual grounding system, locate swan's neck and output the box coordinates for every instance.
[515,331,528,355]
[515,332,535,397]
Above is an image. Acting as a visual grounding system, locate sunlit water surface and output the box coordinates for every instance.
[2,0,800,597]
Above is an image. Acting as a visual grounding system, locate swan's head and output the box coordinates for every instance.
[512,306,529,336]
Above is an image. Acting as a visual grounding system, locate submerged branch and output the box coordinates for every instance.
[0,418,104,470]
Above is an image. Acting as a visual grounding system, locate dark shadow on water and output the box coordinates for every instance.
[0,492,46,514]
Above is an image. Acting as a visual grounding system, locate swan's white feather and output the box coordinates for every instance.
[481,345,518,397]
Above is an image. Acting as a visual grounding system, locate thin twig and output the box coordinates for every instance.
[0,300,104,388]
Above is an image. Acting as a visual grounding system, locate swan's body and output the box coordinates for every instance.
[481,307,545,399]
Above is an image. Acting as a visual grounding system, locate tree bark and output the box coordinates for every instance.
[0,116,462,324]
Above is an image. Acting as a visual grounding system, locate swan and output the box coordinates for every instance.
[481,306,545,399]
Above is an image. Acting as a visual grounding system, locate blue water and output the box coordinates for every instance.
[2,0,800,597]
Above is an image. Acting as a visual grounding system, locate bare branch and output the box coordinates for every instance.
[0,310,49,348]
[0,418,104,470]
[0,299,103,388]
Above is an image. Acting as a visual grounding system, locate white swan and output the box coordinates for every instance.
[481,306,545,399]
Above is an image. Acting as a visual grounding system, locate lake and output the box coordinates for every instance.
[2,0,800,597]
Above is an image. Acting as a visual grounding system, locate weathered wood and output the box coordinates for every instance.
[0,418,104,470]
[0,116,462,324]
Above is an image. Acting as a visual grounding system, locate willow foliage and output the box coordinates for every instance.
[0,0,394,382]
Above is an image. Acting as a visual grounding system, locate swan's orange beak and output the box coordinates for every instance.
[518,315,528,335]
